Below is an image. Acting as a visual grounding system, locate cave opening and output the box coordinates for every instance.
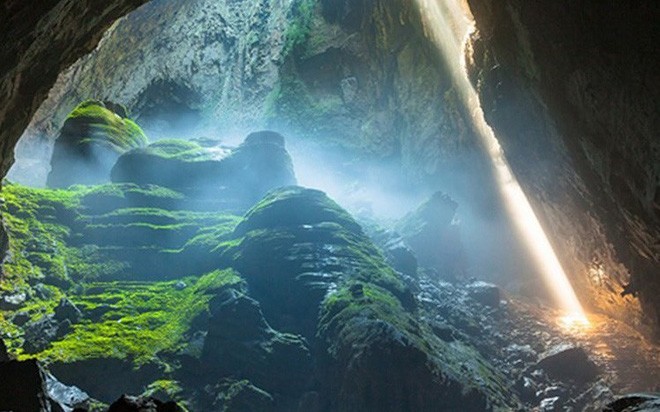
[1,0,658,411]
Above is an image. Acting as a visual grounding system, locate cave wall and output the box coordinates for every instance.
[11,0,297,185]
[13,0,481,188]
[0,0,148,181]
[465,0,660,334]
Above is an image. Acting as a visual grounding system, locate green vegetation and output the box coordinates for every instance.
[130,139,215,162]
[65,100,148,153]
[0,182,241,361]
[33,270,241,365]
[283,0,317,56]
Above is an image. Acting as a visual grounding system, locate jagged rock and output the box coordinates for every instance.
[536,344,599,383]
[54,297,83,323]
[466,281,502,307]
[23,314,60,354]
[108,394,183,412]
[0,360,50,411]
[228,186,513,410]
[604,394,660,412]
[201,288,312,396]
[211,379,275,412]
[12,310,31,326]
[396,192,465,279]
[46,372,90,411]
[111,131,296,209]
[47,100,148,188]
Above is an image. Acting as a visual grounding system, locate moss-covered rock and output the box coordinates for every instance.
[47,100,148,188]
[111,131,296,211]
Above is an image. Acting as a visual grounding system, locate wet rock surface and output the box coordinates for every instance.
[466,0,660,334]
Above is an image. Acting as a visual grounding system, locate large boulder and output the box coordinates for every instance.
[111,131,296,210]
[396,191,465,279]
[47,100,148,188]
[0,360,49,411]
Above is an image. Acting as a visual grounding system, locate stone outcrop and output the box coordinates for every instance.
[47,100,148,188]
[111,131,296,209]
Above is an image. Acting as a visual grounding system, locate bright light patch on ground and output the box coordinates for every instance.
[414,0,587,321]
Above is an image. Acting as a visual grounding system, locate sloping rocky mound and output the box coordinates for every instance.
[111,131,296,209]
[47,100,148,188]
[0,182,518,411]
[223,186,514,411]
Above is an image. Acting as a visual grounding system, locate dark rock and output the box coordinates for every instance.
[378,235,418,277]
[202,288,312,397]
[49,358,163,404]
[23,314,60,353]
[47,100,148,188]
[86,304,114,322]
[536,344,599,383]
[12,310,31,326]
[54,297,83,323]
[604,394,660,412]
[0,360,50,411]
[0,338,8,363]
[466,281,502,307]
[211,379,275,412]
[396,192,465,279]
[108,394,183,412]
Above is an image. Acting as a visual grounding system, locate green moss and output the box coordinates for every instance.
[133,139,214,162]
[65,100,148,153]
[23,270,241,365]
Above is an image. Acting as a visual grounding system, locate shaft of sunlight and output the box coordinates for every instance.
[414,0,587,321]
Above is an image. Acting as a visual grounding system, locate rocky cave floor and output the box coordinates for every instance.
[412,275,660,412]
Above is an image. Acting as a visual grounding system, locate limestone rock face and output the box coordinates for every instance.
[16,0,478,188]
[47,100,147,188]
[465,0,660,333]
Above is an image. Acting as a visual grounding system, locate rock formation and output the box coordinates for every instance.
[47,100,148,188]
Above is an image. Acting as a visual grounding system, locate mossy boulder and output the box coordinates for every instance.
[47,100,148,188]
[111,131,296,210]
[227,186,409,337]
